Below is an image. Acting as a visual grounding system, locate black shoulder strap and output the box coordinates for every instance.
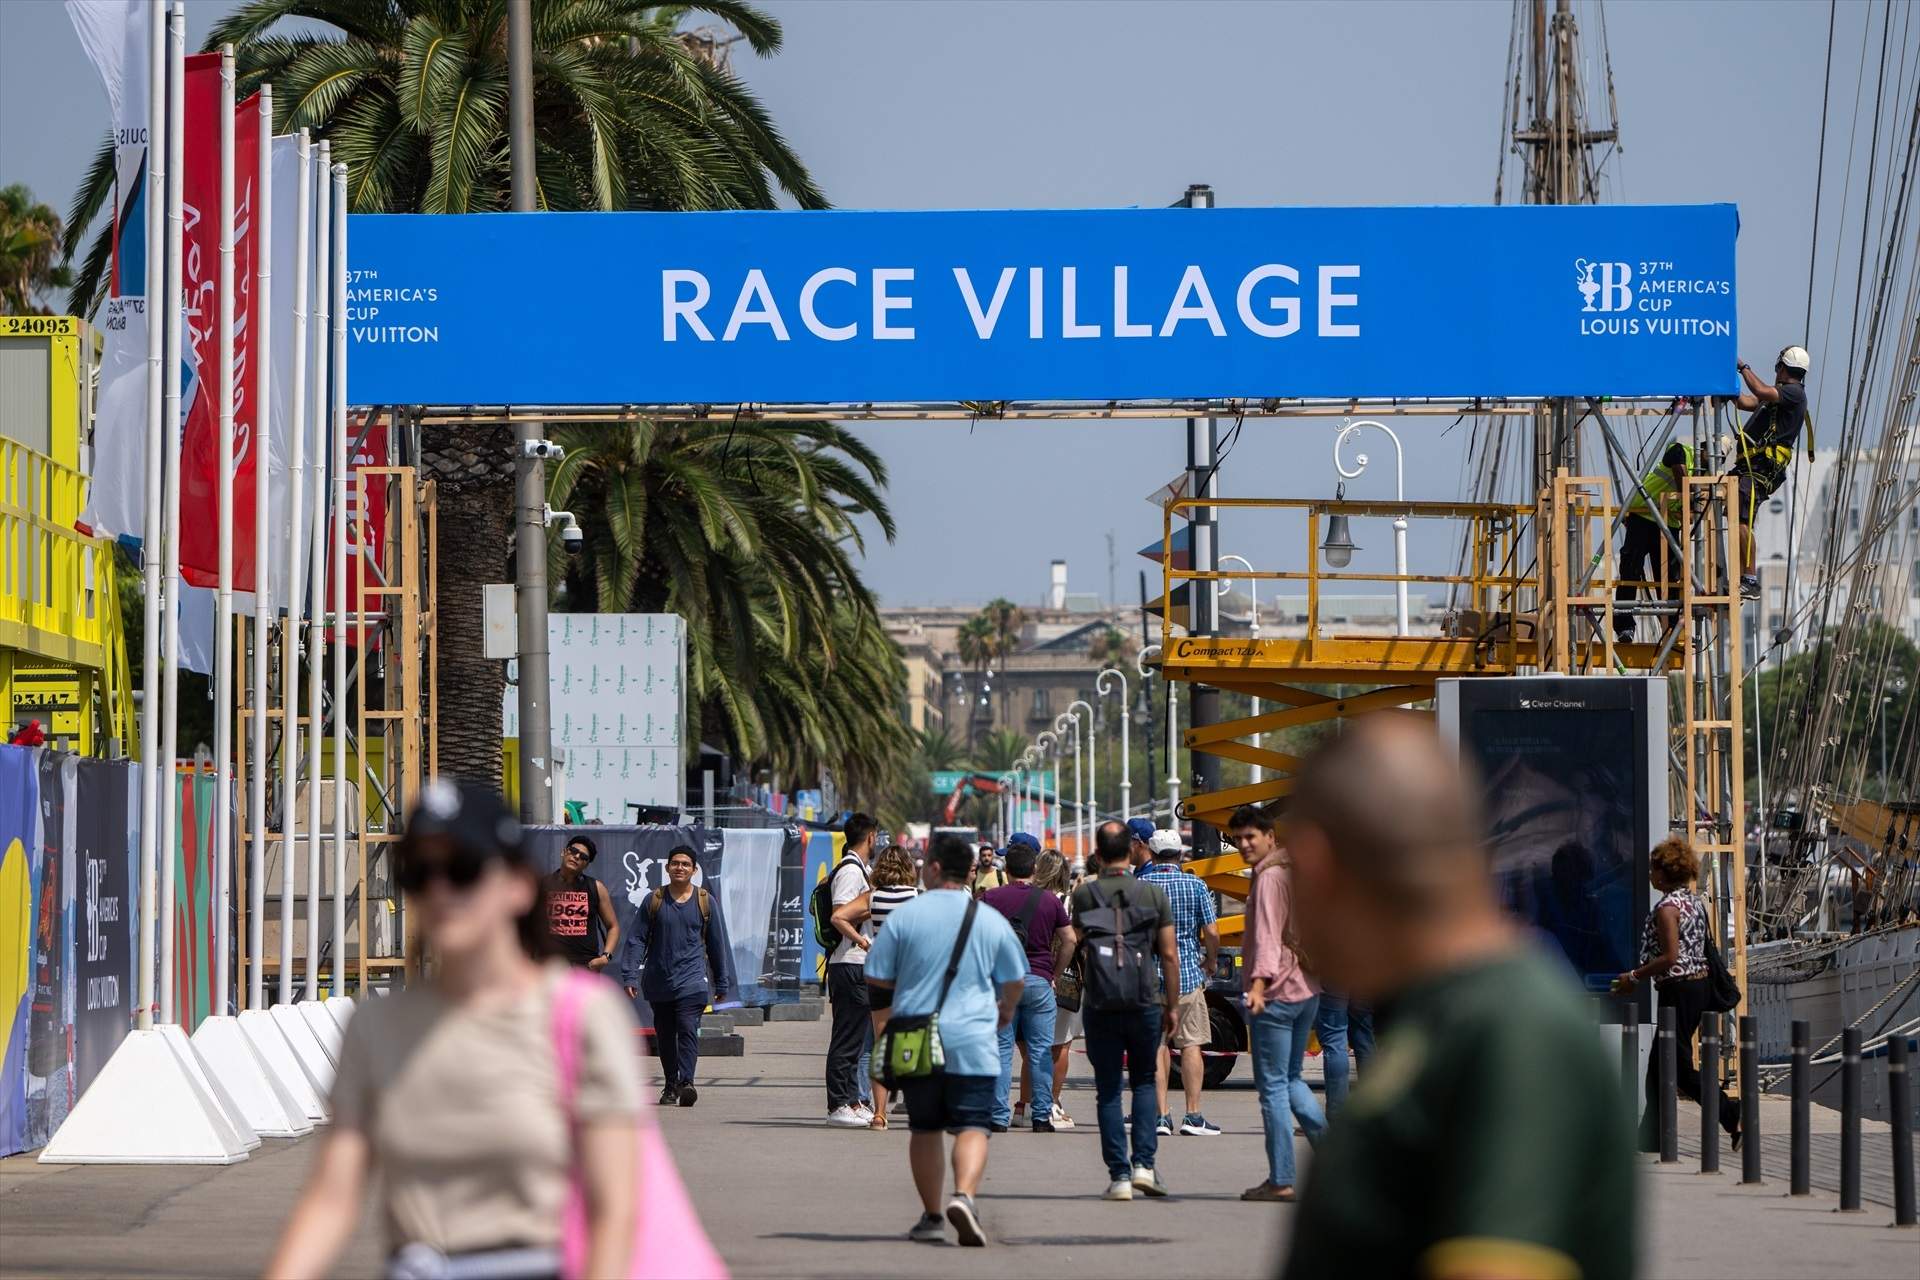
[1013,883,1045,947]
[934,898,980,1015]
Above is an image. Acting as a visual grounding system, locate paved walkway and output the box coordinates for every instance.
[2,1019,1914,1278]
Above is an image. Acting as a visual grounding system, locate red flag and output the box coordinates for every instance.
[178,54,264,591]
[331,413,390,645]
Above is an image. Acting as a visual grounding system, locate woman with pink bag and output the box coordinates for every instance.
[265,780,725,1280]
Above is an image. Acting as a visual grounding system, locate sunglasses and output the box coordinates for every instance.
[397,847,492,894]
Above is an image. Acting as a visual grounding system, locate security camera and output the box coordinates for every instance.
[544,505,583,554]
[521,438,565,461]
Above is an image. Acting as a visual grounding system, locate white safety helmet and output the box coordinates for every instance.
[1778,345,1811,375]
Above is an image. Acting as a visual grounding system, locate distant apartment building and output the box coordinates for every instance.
[1749,448,1920,664]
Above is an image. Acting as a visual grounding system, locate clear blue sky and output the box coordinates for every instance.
[0,0,1898,607]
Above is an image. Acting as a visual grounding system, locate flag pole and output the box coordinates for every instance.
[212,43,236,1014]
[157,0,186,1026]
[279,130,309,1007]
[135,0,166,1034]
[329,161,349,1000]
[304,139,330,1004]
[248,84,272,1014]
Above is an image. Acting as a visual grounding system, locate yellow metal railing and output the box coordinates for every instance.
[0,437,108,670]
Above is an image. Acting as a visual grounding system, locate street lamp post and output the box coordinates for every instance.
[1334,418,1410,636]
[1069,699,1097,838]
[1056,712,1083,858]
[1097,668,1130,818]
[1138,644,1178,824]
[1216,554,1263,783]
[1037,731,1059,845]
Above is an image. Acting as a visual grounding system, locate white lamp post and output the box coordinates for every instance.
[1334,418,1409,635]
[1069,698,1096,838]
[1037,731,1059,845]
[1054,713,1081,858]
[1138,643,1178,822]
[1216,553,1264,782]
[1096,668,1130,819]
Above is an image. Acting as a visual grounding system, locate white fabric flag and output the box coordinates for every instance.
[67,0,154,541]
[235,134,312,617]
[178,584,215,675]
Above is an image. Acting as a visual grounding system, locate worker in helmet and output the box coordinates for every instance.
[1613,441,1695,646]
[1729,346,1812,600]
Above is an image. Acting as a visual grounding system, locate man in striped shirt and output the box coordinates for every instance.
[1135,830,1221,1137]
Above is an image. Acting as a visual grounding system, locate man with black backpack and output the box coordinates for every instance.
[820,813,880,1128]
[620,846,733,1107]
[1071,820,1180,1200]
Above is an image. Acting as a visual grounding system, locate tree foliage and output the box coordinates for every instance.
[1,184,71,315]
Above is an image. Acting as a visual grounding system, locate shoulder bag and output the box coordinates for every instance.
[871,898,978,1088]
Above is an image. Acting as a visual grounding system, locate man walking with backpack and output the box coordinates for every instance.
[1072,820,1180,1200]
[866,835,1029,1246]
[981,839,1076,1132]
[622,845,733,1106]
[820,813,880,1127]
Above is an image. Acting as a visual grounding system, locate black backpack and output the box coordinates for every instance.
[1076,882,1162,1012]
[810,856,867,956]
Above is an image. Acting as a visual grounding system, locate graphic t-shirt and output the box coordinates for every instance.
[979,882,1072,979]
[1282,946,1635,1280]
[543,871,603,967]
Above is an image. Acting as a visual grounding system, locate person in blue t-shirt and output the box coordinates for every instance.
[866,835,1028,1248]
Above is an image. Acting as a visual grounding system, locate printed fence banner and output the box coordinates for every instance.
[72,758,136,1096]
[798,830,844,984]
[171,765,221,1030]
[765,826,810,994]
[0,746,41,1156]
[348,204,1740,405]
[25,752,77,1150]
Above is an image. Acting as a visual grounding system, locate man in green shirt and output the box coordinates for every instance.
[1281,715,1634,1280]
[1614,441,1694,647]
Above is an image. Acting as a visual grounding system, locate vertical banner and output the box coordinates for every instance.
[0,746,42,1157]
[797,830,842,984]
[24,754,77,1150]
[66,0,154,541]
[768,826,810,994]
[72,758,135,1096]
[332,412,388,641]
[171,766,218,1029]
[178,56,263,590]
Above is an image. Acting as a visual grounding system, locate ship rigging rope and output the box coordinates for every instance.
[1757,963,1920,1088]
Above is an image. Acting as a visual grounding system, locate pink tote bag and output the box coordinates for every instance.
[552,969,729,1280]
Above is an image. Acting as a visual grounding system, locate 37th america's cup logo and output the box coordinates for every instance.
[1575,258,1633,313]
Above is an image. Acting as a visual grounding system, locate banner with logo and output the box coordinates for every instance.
[171,765,221,1030]
[67,0,154,542]
[72,758,136,1097]
[347,204,1739,405]
[178,55,265,591]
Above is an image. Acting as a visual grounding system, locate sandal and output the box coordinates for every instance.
[869,1114,889,1130]
[1240,1181,1297,1202]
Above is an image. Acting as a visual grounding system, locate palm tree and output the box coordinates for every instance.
[543,417,906,798]
[1088,624,1136,667]
[914,727,969,774]
[59,0,826,786]
[954,614,994,742]
[981,597,1024,725]
[0,185,70,316]
[968,728,1028,773]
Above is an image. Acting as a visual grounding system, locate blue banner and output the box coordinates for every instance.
[345,204,1738,405]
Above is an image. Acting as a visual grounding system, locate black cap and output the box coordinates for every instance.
[398,778,524,861]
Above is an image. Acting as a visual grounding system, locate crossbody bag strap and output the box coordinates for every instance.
[1013,883,1045,947]
[933,898,980,1015]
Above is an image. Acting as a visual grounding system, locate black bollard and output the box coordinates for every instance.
[1700,1012,1721,1173]
[1659,1004,1678,1163]
[1790,1020,1811,1196]
[1840,1027,1862,1212]
[1740,1015,1762,1183]
[1890,1033,1915,1228]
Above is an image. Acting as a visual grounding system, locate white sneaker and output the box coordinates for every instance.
[853,1103,876,1123]
[1051,1105,1076,1130]
[1131,1165,1170,1197]
[1103,1178,1134,1201]
[826,1106,868,1128]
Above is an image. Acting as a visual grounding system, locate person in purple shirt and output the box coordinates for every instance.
[980,842,1077,1132]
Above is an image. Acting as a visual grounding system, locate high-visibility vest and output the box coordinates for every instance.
[1625,443,1696,528]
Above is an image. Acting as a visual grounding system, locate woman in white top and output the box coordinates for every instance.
[832,845,921,1128]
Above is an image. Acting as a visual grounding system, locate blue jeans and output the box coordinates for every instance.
[994,974,1057,1126]
[1314,993,1351,1116]
[1251,997,1327,1188]
[857,1020,873,1105]
[1083,1005,1164,1180]
[1349,1002,1375,1075]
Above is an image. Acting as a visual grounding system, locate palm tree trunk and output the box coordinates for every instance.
[422,423,514,789]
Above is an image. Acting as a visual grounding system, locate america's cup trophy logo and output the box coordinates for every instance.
[1575,258,1603,312]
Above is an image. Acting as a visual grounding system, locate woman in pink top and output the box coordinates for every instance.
[1230,804,1327,1203]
